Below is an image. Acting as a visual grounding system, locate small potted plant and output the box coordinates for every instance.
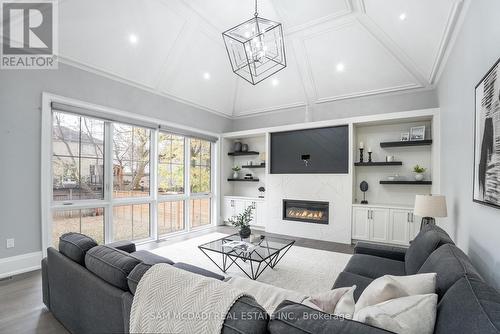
[232,166,241,179]
[228,205,253,238]
[413,165,427,181]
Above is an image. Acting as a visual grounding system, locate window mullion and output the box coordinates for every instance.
[105,122,114,243]
[185,137,191,232]
[151,129,159,241]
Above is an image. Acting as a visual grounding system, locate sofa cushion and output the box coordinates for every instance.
[434,275,500,334]
[131,250,174,265]
[268,300,393,334]
[418,244,482,299]
[173,262,225,280]
[344,254,406,279]
[59,232,98,265]
[85,245,141,290]
[405,227,454,274]
[222,296,269,334]
[107,240,136,253]
[333,271,373,302]
[127,262,152,295]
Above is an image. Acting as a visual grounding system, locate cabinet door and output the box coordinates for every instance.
[352,207,370,240]
[233,200,245,217]
[408,212,421,241]
[253,201,266,228]
[370,208,390,243]
[389,209,411,245]
[223,198,234,223]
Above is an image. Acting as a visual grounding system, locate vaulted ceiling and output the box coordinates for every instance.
[54,0,464,118]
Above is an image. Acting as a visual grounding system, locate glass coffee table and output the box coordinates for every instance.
[198,233,295,280]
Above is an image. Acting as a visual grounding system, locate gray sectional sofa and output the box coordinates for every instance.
[41,226,500,334]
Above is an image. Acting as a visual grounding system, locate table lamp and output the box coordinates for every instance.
[414,195,447,230]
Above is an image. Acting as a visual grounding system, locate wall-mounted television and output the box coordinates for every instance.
[270,125,349,174]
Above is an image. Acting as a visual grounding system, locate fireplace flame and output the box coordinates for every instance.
[287,208,324,220]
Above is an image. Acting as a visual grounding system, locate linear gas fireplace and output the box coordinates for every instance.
[283,199,329,224]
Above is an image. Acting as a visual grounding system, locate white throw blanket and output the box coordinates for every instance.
[130,264,248,334]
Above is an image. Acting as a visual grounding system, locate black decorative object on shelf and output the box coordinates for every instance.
[355,162,403,166]
[368,152,373,163]
[242,144,249,152]
[380,180,432,185]
[234,141,242,152]
[359,148,364,163]
[360,181,369,205]
[228,151,259,156]
[380,140,433,148]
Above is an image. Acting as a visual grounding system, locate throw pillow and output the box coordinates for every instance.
[302,285,356,319]
[354,294,438,334]
[355,273,436,312]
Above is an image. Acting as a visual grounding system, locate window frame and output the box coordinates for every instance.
[41,93,219,256]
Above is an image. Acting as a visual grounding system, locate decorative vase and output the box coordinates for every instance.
[242,144,249,152]
[239,226,251,239]
[415,173,424,181]
[232,171,239,179]
[234,141,242,152]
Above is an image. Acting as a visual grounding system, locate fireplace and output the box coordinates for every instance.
[282,199,329,224]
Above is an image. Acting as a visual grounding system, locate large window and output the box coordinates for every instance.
[48,105,215,249]
[52,112,104,201]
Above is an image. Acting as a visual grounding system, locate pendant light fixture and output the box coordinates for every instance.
[222,0,286,85]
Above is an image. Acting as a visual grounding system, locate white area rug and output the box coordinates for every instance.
[150,233,352,295]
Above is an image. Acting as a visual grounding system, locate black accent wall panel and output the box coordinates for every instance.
[270,125,349,174]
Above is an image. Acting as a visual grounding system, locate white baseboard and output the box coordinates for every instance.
[0,252,43,279]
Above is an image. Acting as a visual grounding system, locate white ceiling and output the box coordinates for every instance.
[52,0,464,118]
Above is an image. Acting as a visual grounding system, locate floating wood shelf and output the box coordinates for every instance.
[228,151,260,156]
[242,164,266,168]
[355,162,403,166]
[380,180,432,185]
[380,140,433,148]
[227,178,260,182]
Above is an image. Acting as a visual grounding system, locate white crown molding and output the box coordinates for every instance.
[233,101,307,118]
[434,0,469,85]
[0,252,42,279]
[57,56,232,118]
[314,83,422,104]
[427,1,463,84]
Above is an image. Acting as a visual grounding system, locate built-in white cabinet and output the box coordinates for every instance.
[223,196,265,228]
[352,205,420,246]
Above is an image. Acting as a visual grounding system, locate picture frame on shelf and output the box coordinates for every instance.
[410,126,425,141]
[400,132,410,141]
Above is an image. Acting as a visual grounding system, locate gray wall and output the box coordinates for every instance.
[437,0,500,289]
[0,63,232,259]
[232,89,439,131]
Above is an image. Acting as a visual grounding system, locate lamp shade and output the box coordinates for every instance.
[414,195,447,218]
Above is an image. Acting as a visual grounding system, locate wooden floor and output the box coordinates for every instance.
[0,226,353,333]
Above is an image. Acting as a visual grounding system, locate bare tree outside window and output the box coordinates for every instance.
[113,124,151,198]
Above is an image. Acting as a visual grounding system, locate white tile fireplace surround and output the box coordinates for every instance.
[266,174,352,244]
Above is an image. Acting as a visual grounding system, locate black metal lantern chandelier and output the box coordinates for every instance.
[222,0,286,85]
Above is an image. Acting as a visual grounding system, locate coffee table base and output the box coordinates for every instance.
[199,243,294,280]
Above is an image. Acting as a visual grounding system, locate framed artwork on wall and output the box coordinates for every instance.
[410,126,425,141]
[474,57,500,209]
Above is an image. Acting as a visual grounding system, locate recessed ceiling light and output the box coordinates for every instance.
[271,78,279,86]
[399,13,407,21]
[129,34,138,45]
[336,63,345,72]
[203,72,211,80]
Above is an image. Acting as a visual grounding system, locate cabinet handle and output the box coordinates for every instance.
[407,212,410,222]
[230,200,234,207]
[411,213,414,223]
[367,210,370,220]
